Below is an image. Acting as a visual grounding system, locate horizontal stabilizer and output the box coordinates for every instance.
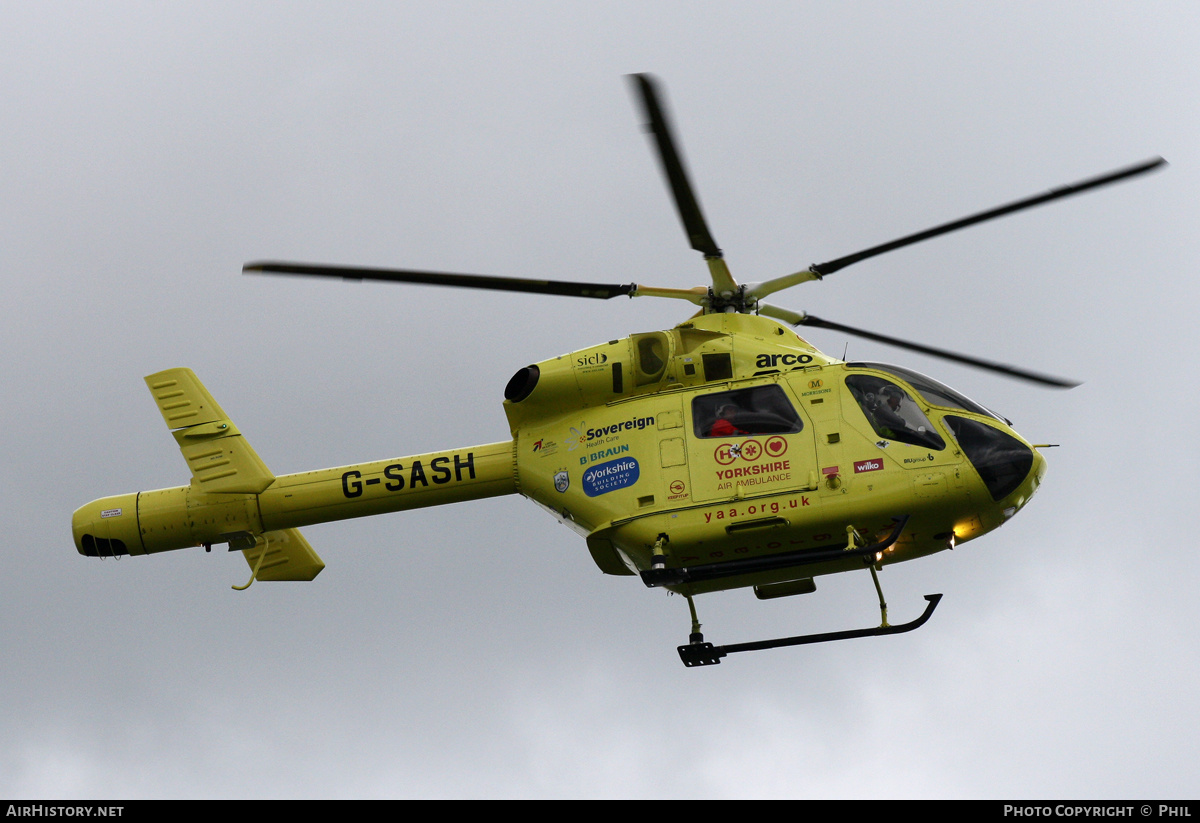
[241,528,325,582]
[144,368,275,494]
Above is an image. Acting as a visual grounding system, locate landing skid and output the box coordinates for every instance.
[678,593,942,666]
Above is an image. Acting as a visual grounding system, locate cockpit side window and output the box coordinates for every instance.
[846,362,1002,421]
[845,375,945,450]
[693,385,803,439]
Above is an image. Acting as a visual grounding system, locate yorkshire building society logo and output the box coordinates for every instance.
[554,470,570,493]
[582,457,640,497]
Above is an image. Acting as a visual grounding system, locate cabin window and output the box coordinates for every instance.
[693,385,803,438]
[845,375,945,450]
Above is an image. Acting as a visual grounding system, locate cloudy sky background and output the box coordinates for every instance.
[2,1,1197,798]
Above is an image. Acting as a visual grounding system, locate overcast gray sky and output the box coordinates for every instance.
[3,0,1197,799]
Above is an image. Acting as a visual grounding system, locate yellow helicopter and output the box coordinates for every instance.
[71,75,1164,666]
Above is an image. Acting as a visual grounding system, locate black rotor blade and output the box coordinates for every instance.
[797,312,1079,388]
[243,262,636,300]
[629,73,722,258]
[810,157,1166,278]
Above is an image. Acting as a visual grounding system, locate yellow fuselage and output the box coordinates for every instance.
[73,313,1044,598]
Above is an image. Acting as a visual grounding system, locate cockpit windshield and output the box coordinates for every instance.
[846,362,1002,421]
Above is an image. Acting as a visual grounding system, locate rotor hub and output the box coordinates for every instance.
[706,284,756,315]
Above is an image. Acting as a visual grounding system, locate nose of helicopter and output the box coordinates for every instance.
[1003,443,1041,508]
[1009,444,1047,513]
[991,436,1047,529]
[943,414,1044,510]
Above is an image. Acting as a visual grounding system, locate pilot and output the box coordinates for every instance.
[709,403,748,437]
[873,385,909,436]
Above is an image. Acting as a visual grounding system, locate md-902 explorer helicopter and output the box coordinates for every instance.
[72,75,1164,665]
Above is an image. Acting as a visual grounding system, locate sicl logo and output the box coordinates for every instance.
[854,458,883,474]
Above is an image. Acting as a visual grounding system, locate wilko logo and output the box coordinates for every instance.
[854,458,883,474]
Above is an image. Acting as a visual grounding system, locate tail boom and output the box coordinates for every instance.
[72,440,517,558]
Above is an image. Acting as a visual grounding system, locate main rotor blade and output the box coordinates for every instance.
[758,304,1079,388]
[243,262,637,300]
[807,157,1165,279]
[629,73,725,262]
